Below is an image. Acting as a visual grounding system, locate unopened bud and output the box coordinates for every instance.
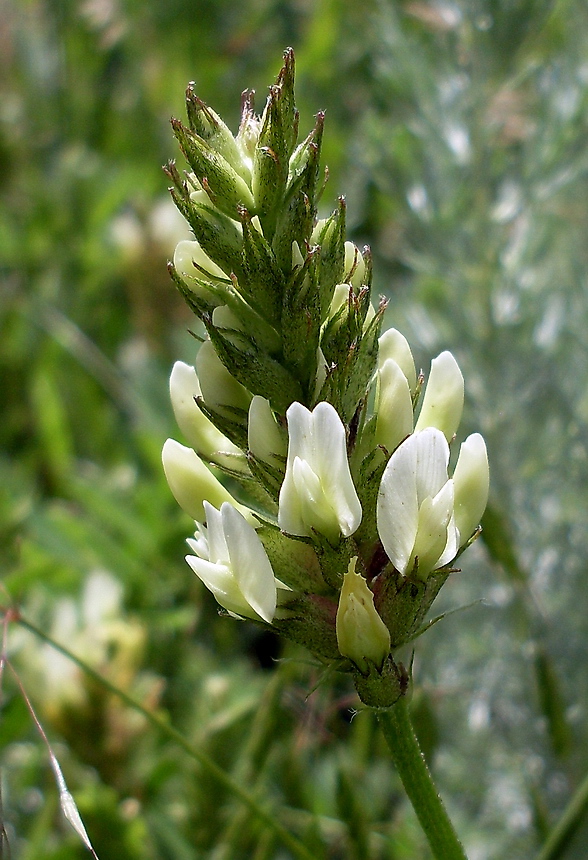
[336,557,391,674]
[414,351,464,441]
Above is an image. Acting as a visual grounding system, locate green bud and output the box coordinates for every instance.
[313,198,346,321]
[185,82,250,181]
[240,211,285,325]
[173,239,229,309]
[251,90,288,238]
[205,319,303,414]
[281,248,322,399]
[172,118,256,219]
[272,113,324,271]
[175,195,245,282]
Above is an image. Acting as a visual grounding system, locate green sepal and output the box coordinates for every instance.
[165,165,245,280]
[167,260,219,319]
[352,448,388,551]
[315,198,346,321]
[240,210,285,325]
[353,656,408,708]
[273,594,340,660]
[196,397,249,451]
[257,526,326,593]
[275,47,299,159]
[318,296,386,422]
[184,83,248,181]
[314,534,360,590]
[281,249,322,401]
[205,320,303,413]
[246,453,284,500]
[252,89,289,240]
[371,567,450,650]
[272,114,324,272]
[171,118,255,219]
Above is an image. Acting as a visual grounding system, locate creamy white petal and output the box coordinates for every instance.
[375,358,414,453]
[411,480,454,576]
[162,439,254,524]
[196,339,252,416]
[378,329,417,391]
[312,403,362,537]
[414,351,464,441]
[377,434,421,574]
[413,427,451,500]
[248,396,287,468]
[279,402,361,541]
[170,361,243,461]
[453,433,489,544]
[221,503,277,623]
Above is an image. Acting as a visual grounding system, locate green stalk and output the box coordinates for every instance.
[16,616,316,860]
[535,770,588,860]
[377,696,468,860]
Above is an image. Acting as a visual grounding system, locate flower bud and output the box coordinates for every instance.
[173,240,228,307]
[171,119,256,219]
[169,361,247,472]
[343,241,367,290]
[453,433,489,545]
[374,358,414,454]
[279,402,362,544]
[377,428,458,579]
[162,438,253,523]
[185,83,249,181]
[186,501,277,622]
[336,557,391,674]
[378,328,417,392]
[414,351,464,441]
[196,339,252,420]
[248,396,287,471]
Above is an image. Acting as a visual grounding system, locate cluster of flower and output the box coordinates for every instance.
[161,51,488,705]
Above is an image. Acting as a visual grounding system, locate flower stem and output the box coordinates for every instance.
[377,696,468,860]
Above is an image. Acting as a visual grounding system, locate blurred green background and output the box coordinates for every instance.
[3,0,588,857]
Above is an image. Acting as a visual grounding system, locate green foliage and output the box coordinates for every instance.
[3,0,588,857]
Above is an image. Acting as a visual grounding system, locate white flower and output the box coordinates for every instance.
[169,361,247,471]
[336,557,390,673]
[377,428,458,578]
[186,502,277,622]
[278,402,362,543]
[248,395,287,470]
[378,328,417,392]
[414,351,464,441]
[453,433,489,545]
[374,358,414,453]
[162,438,254,523]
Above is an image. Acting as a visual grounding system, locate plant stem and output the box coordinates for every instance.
[535,770,588,860]
[16,615,316,860]
[377,696,468,860]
